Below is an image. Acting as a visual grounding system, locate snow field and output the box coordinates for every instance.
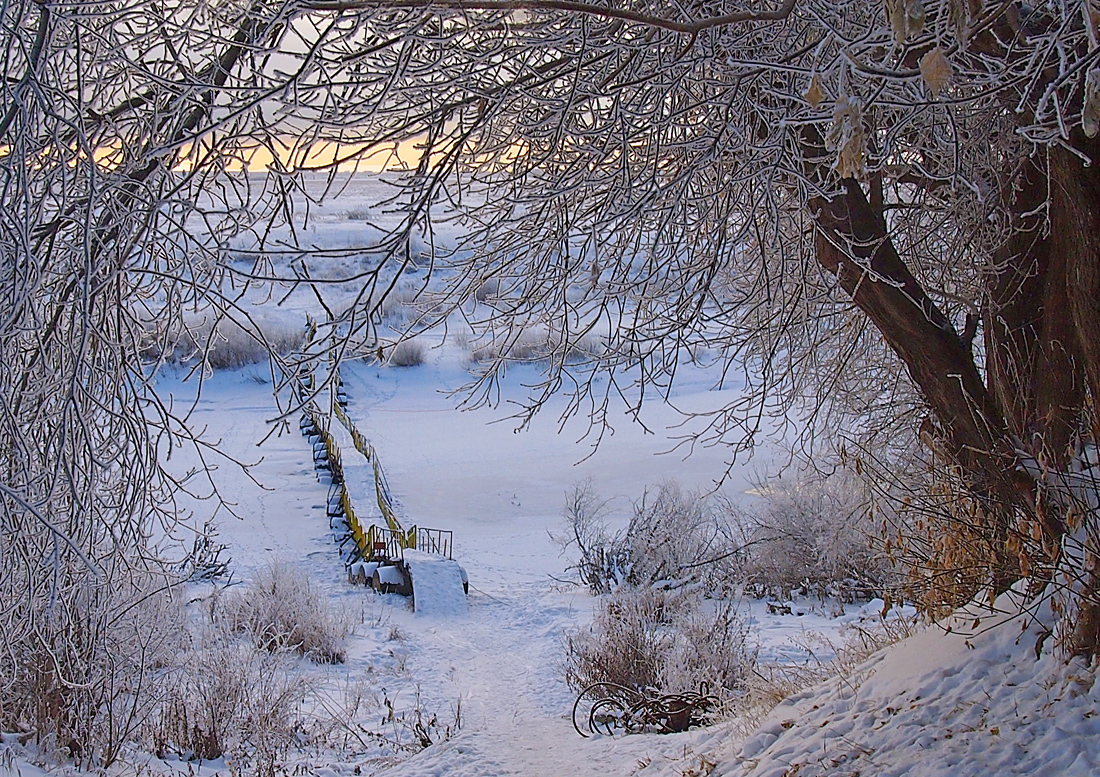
[144,351,807,776]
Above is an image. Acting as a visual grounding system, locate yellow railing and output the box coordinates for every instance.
[332,391,414,548]
[300,319,456,562]
[303,399,377,561]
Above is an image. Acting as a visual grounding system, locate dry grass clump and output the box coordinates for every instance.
[140,315,306,370]
[564,586,754,705]
[376,283,423,325]
[387,339,426,367]
[469,330,545,363]
[733,607,919,736]
[217,560,349,664]
[0,560,183,768]
[147,636,308,774]
[467,330,603,366]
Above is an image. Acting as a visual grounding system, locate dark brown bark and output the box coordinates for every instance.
[806,174,1020,517]
[1048,133,1100,657]
[985,153,1086,478]
[803,122,1100,653]
[1052,134,1100,422]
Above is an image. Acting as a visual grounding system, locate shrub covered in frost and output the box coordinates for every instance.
[217,560,349,663]
[732,470,890,600]
[564,586,753,703]
[555,478,738,595]
[388,338,426,367]
[147,634,307,774]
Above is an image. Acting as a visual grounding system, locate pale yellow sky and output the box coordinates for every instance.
[172,137,430,173]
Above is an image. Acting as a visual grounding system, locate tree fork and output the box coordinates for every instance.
[805,123,1100,653]
[799,128,1025,592]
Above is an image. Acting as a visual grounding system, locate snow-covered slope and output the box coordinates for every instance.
[723,586,1099,777]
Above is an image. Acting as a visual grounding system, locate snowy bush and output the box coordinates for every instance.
[199,320,305,370]
[0,555,183,767]
[624,482,738,593]
[559,332,604,363]
[379,292,415,325]
[564,586,753,704]
[660,599,755,700]
[733,470,889,600]
[147,634,307,776]
[217,560,349,663]
[469,329,546,363]
[555,479,738,595]
[561,481,755,703]
[388,339,426,367]
[139,316,305,370]
[468,330,603,366]
[564,586,669,697]
[553,477,628,594]
[178,520,231,581]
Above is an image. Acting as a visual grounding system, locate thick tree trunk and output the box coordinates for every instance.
[985,154,1084,474]
[1052,134,1100,425]
[989,134,1100,657]
[1048,133,1100,656]
[804,125,1100,654]
[806,176,1021,516]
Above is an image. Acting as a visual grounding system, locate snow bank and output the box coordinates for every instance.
[404,549,468,616]
[724,585,1100,777]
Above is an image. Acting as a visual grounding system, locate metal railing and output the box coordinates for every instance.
[415,527,454,558]
[298,318,457,564]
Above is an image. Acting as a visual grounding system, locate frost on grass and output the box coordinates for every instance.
[467,329,603,367]
[387,338,426,367]
[217,560,349,664]
[564,586,755,706]
[139,315,306,370]
[558,481,757,704]
[147,634,308,773]
[558,475,905,725]
[0,559,184,768]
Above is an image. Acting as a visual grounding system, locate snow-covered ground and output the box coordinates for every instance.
[729,587,1100,777]
[120,351,1097,777]
[141,347,816,777]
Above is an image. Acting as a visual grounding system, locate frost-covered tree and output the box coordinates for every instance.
[3,0,1100,687]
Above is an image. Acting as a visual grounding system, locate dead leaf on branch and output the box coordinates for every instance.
[949,0,982,43]
[828,96,867,180]
[1084,69,1100,139]
[804,74,825,109]
[920,47,952,97]
[885,0,925,44]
